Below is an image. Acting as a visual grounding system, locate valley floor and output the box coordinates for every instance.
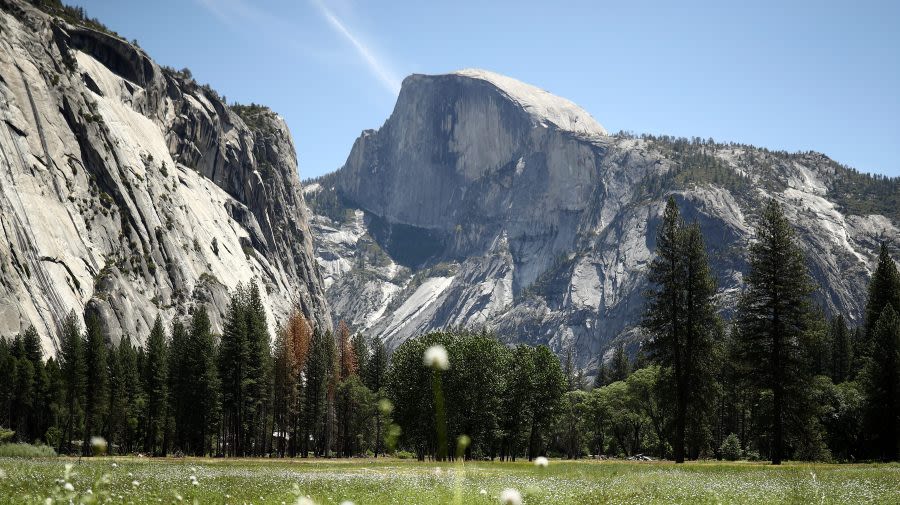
[0,456,897,504]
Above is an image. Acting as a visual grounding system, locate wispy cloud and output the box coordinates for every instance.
[311,0,401,95]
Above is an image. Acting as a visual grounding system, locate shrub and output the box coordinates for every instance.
[0,443,58,458]
[719,433,741,461]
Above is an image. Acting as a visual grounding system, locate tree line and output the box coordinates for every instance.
[0,199,898,463]
[0,283,390,459]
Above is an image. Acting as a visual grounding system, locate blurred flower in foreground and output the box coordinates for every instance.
[500,488,522,505]
[534,456,549,468]
[90,436,108,455]
[423,345,449,370]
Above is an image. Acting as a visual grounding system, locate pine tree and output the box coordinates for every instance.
[644,197,718,463]
[246,282,272,456]
[0,338,14,431]
[735,200,815,465]
[303,328,335,457]
[365,334,388,457]
[564,347,577,392]
[167,319,190,453]
[594,358,610,389]
[82,313,108,455]
[681,223,719,458]
[287,311,312,456]
[188,306,219,456]
[610,343,630,383]
[117,335,141,454]
[352,333,369,380]
[12,350,34,443]
[830,315,852,383]
[863,305,900,460]
[219,286,249,456]
[8,326,47,443]
[144,316,168,456]
[58,310,85,454]
[365,335,388,393]
[105,339,125,454]
[863,243,900,354]
[272,322,295,457]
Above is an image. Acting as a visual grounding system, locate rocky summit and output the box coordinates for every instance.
[306,69,899,367]
[0,0,330,353]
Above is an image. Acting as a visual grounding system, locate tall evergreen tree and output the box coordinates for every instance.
[594,358,610,389]
[143,316,168,456]
[189,306,219,456]
[117,335,142,455]
[644,197,718,463]
[0,338,14,431]
[351,333,369,380]
[12,347,34,443]
[564,347,577,392]
[58,310,85,454]
[18,326,48,442]
[82,313,108,455]
[219,286,249,456]
[105,339,125,453]
[610,343,630,383]
[863,243,900,354]
[365,334,388,457]
[863,305,900,460]
[167,319,190,453]
[245,282,272,456]
[735,200,815,465]
[303,328,335,457]
[830,315,852,383]
[679,223,719,458]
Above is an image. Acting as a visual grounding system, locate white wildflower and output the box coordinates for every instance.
[111,462,118,468]
[295,497,316,505]
[480,489,487,495]
[90,436,108,454]
[0,468,5,479]
[534,456,549,467]
[423,345,450,370]
[63,482,75,492]
[132,480,140,487]
[500,488,522,505]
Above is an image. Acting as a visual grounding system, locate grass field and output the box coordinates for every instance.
[0,457,898,504]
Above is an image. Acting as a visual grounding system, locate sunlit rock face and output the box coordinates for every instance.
[309,68,897,367]
[0,0,330,353]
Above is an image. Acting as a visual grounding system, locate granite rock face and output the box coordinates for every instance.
[309,69,898,367]
[0,0,330,353]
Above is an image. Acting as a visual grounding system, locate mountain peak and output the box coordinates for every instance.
[445,68,608,137]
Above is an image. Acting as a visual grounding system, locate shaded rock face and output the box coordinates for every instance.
[310,69,898,367]
[0,1,330,353]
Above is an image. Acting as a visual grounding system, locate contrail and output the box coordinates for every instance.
[312,0,401,95]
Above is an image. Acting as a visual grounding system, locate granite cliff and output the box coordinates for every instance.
[307,69,899,367]
[0,0,331,353]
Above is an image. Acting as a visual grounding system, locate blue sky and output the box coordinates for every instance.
[72,0,900,179]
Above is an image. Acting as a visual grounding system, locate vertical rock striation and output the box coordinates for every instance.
[0,0,330,353]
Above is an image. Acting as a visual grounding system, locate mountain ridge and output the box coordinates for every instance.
[306,69,899,366]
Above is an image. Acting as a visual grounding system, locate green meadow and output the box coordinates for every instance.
[0,457,897,504]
